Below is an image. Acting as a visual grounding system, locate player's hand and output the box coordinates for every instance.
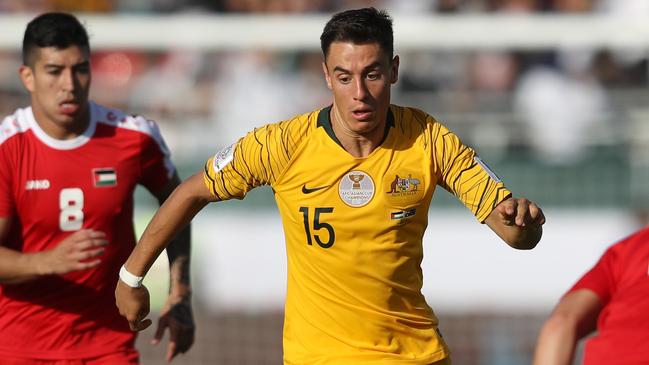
[152,295,195,362]
[494,197,545,227]
[115,280,152,332]
[36,229,108,275]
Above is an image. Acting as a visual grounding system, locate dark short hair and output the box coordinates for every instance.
[320,7,393,61]
[22,12,90,66]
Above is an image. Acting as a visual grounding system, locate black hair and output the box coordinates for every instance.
[320,7,393,61]
[22,12,90,66]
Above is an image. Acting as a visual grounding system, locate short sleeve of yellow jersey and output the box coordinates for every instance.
[203,113,314,200]
[427,115,511,222]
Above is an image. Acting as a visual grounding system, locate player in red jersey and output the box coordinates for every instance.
[533,227,649,365]
[0,13,194,364]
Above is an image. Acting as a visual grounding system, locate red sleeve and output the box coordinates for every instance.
[568,234,634,305]
[0,145,15,217]
[138,126,175,193]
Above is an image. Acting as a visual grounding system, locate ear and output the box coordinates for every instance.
[390,55,399,84]
[322,61,333,90]
[19,65,35,93]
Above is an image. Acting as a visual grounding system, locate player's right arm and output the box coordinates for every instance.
[116,172,215,332]
[0,216,108,284]
[116,117,309,332]
[533,289,602,365]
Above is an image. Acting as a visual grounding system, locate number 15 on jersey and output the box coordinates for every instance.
[299,207,335,249]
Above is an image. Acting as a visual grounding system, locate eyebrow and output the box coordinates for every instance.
[43,60,90,69]
[332,61,382,74]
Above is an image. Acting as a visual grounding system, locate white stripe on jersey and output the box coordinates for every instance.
[1,102,175,179]
[1,104,97,150]
[28,106,96,150]
[474,156,502,183]
[0,109,33,146]
[93,103,175,179]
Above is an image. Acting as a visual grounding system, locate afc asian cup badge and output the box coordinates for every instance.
[338,170,374,207]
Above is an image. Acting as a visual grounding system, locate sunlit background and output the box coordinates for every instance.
[1,0,648,364]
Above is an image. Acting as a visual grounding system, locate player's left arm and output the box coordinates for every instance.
[484,197,545,249]
[533,289,602,365]
[428,119,545,249]
[150,171,195,362]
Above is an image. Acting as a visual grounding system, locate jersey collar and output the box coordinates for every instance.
[27,102,97,150]
[316,105,394,149]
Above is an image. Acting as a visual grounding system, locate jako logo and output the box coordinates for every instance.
[25,179,50,190]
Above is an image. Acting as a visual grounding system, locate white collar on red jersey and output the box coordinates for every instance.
[27,102,97,150]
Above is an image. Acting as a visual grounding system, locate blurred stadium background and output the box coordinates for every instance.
[1,0,648,364]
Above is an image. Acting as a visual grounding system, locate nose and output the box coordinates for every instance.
[353,78,368,101]
[61,68,75,92]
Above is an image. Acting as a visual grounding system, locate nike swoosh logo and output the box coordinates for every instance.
[301,184,329,194]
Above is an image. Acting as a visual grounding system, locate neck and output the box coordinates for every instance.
[31,102,90,140]
[331,105,386,158]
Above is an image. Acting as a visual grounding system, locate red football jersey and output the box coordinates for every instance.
[569,227,649,365]
[0,102,174,359]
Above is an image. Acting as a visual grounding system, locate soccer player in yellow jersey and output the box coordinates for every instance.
[116,7,545,364]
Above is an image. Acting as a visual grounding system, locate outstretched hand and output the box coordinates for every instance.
[152,296,195,362]
[494,197,545,227]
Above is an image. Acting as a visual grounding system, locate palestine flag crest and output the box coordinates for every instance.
[93,168,117,187]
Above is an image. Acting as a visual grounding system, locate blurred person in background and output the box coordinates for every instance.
[209,50,330,148]
[116,7,545,364]
[513,51,608,165]
[533,227,649,364]
[0,12,194,364]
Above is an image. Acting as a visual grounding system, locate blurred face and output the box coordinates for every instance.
[322,41,398,138]
[19,45,91,138]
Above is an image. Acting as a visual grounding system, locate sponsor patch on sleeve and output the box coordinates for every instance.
[474,156,501,183]
[212,143,235,173]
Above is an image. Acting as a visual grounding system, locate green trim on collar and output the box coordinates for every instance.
[316,105,394,148]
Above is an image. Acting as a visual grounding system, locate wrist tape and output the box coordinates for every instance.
[119,265,144,288]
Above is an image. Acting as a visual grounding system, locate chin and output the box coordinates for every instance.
[57,114,76,123]
[351,122,380,135]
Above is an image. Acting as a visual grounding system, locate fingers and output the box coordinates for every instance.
[151,316,182,362]
[497,198,545,227]
[165,326,194,362]
[154,301,195,362]
[514,199,530,226]
[75,259,102,270]
[530,202,546,225]
[65,230,109,269]
[173,328,194,356]
[116,283,152,332]
[126,309,152,332]
[68,230,109,249]
[62,229,109,256]
[132,318,152,332]
[496,199,517,225]
[67,229,107,242]
[64,240,108,272]
[124,306,152,331]
[166,341,177,363]
[70,247,106,261]
[152,316,169,345]
[74,239,109,251]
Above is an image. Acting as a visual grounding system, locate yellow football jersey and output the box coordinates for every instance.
[204,105,511,364]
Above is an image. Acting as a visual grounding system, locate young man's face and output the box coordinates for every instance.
[20,45,91,135]
[322,41,399,136]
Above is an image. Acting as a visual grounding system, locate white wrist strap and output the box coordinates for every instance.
[119,265,144,288]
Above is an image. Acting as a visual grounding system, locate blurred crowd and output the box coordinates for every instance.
[1,0,648,14]
[0,0,647,163]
